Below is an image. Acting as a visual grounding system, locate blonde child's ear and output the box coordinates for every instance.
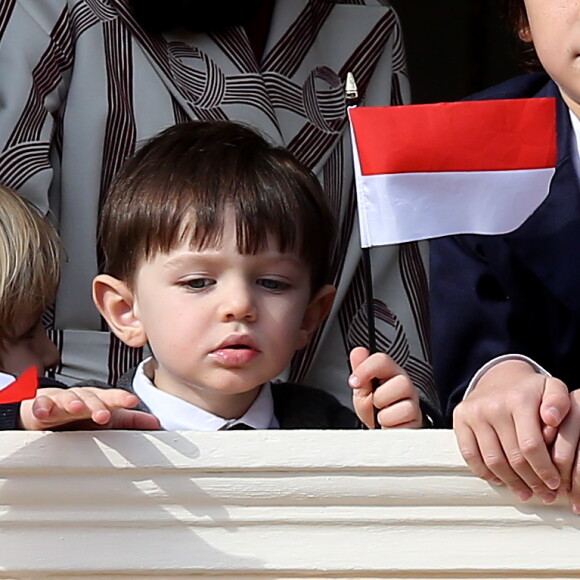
[92,274,147,348]
[295,284,336,350]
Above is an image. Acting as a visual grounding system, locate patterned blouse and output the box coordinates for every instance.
[0,0,439,416]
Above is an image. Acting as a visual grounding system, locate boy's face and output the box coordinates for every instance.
[522,0,580,116]
[0,317,60,377]
[96,211,334,417]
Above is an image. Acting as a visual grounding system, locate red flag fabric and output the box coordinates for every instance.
[0,367,38,404]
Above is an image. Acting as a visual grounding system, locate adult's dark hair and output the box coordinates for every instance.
[128,0,264,34]
[99,121,335,295]
[496,0,541,70]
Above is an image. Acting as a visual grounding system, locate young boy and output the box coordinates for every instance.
[78,120,426,430]
[0,184,161,430]
[430,0,580,511]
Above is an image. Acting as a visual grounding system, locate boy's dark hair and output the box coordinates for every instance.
[500,0,527,33]
[99,121,335,294]
[497,0,541,70]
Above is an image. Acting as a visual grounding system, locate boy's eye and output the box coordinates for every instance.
[185,278,214,290]
[258,278,291,291]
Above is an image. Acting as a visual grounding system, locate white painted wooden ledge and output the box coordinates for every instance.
[0,430,579,579]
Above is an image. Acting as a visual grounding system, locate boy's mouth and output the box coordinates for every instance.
[210,336,261,366]
[215,335,259,351]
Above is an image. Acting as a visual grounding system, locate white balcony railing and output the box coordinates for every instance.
[0,429,578,578]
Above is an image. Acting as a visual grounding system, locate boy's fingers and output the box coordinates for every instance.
[66,388,140,410]
[552,399,580,494]
[372,375,418,409]
[552,433,578,496]
[471,422,536,502]
[542,424,558,446]
[26,388,142,428]
[64,388,141,424]
[41,390,90,418]
[568,453,580,514]
[376,398,421,428]
[349,346,369,372]
[539,377,570,428]
[513,405,561,491]
[108,409,161,430]
[31,395,57,418]
[352,387,375,429]
[455,421,503,485]
[454,401,539,499]
[350,352,405,386]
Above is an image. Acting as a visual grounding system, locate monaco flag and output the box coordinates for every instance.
[348,98,557,247]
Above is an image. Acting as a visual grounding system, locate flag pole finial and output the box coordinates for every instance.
[345,72,359,107]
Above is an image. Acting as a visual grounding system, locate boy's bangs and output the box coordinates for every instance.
[173,189,302,257]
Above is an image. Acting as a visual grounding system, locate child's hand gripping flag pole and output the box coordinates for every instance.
[348,96,557,426]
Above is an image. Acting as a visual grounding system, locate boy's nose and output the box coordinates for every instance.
[218,283,258,322]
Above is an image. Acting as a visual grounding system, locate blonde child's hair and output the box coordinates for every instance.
[0,185,60,342]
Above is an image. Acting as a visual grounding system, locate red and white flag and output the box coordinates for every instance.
[348,98,557,247]
[0,367,38,404]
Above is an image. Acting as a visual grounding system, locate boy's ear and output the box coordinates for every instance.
[519,25,532,43]
[295,284,336,351]
[92,274,147,348]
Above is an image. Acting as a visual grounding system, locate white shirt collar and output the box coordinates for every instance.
[131,358,279,430]
[568,108,580,177]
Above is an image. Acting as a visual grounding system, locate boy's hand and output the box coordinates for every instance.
[453,359,569,504]
[550,389,580,512]
[19,387,161,431]
[348,346,422,429]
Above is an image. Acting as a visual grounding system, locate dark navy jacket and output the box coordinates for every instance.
[430,73,580,423]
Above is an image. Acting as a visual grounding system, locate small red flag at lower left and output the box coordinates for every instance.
[0,367,38,404]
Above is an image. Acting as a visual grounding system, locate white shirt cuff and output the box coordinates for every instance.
[463,354,551,400]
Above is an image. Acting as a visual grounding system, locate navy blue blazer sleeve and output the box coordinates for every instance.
[430,234,515,421]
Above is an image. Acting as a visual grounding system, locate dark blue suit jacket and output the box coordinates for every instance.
[430,73,580,423]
